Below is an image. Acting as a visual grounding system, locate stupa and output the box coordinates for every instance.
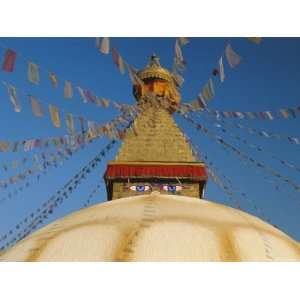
[1,55,299,261]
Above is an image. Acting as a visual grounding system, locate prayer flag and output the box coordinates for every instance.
[88,121,97,139]
[12,142,19,152]
[6,83,21,112]
[178,37,189,46]
[64,81,73,99]
[219,56,225,82]
[197,94,207,108]
[79,116,85,134]
[66,113,75,135]
[28,62,40,84]
[84,90,96,103]
[95,97,102,106]
[49,104,61,128]
[172,71,184,87]
[2,49,16,72]
[202,78,215,101]
[265,111,274,120]
[280,109,289,119]
[49,72,58,88]
[175,39,184,63]
[247,37,262,44]
[127,64,142,85]
[29,96,43,117]
[100,37,110,54]
[0,142,9,152]
[102,99,110,107]
[236,112,244,119]
[225,43,241,68]
[24,140,35,152]
[77,87,88,103]
[112,48,125,74]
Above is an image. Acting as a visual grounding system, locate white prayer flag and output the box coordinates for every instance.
[225,43,241,68]
[100,37,110,54]
[219,56,225,82]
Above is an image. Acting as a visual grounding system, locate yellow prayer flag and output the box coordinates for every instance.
[102,99,110,108]
[49,104,61,128]
[49,72,58,88]
[247,37,262,44]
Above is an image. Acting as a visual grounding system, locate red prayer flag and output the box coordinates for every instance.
[2,49,16,72]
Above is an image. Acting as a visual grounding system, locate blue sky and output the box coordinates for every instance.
[0,37,300,246]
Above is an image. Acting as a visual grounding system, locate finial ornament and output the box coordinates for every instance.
[133,55,181,112]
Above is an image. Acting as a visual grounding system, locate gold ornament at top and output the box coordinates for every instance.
[133,54,181,112]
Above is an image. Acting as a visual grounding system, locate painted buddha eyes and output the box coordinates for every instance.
[130,185,151,192]
[129,185,183,192]
[162,185,182,192]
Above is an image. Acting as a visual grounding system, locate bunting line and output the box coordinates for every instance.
[0,116,137,250]
[0,42,126,111]
[0,139,117,250]
[179,112,300,195]
[201,114,300,174]
[205,112,300,145]
[181,102,300,121]
[0,81,139,150]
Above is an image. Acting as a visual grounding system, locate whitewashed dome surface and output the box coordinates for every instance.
[1,192,299,262]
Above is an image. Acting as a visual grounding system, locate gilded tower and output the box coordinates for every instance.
[104,55,207,200]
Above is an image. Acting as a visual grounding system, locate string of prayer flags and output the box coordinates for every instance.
[49,72,58,88]
[28,62,40,84]
[49,104,61,128]
[208,117,300,174]
[64,81,73,99]
[5,83,21,112]
[181,113,300,194]
[182,100,300,121]
[66,113,75,135]
[2,49,17,72]
[29,96,44,117]
[100,37,110,54]
[210,116,300,146]
[219,56,225,82]
[0,140,117,250]
[225,43,241,68]
[112,48,126,74]
[178,37,189,46]
[247,37,262,44]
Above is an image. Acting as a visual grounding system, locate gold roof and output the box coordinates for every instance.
[137,54,173,82]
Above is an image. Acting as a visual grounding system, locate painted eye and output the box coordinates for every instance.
[129,185,150,192]
[162,185,182,192]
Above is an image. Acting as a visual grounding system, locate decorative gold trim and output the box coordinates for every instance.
[107,161,206,167]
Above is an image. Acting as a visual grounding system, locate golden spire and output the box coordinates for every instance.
[133,54,181,111]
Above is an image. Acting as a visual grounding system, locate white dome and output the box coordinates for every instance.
[1,192,299,261]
